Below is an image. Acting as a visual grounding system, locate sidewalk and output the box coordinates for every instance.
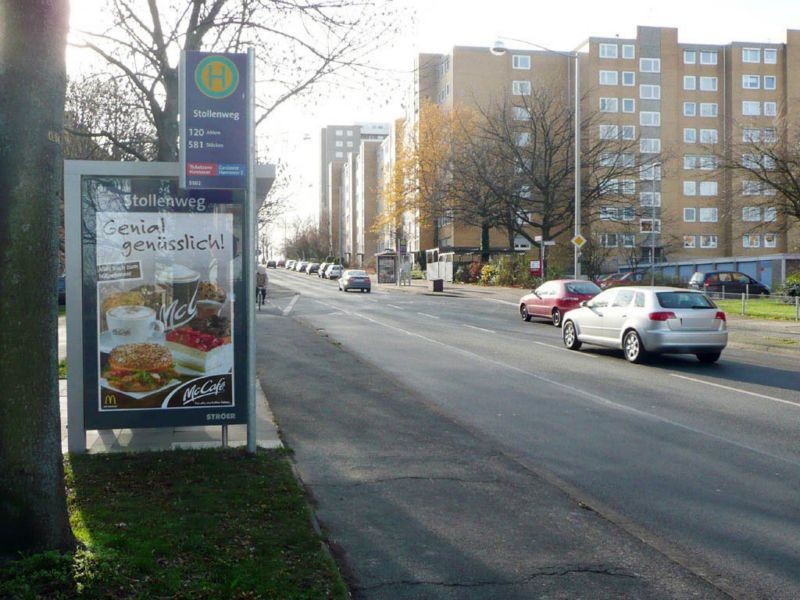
[379,279,800,356]
[58,317,282,454]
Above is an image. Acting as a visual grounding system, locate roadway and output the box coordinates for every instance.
[262,268,800,599]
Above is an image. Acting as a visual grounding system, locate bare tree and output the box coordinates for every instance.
[70,0,407,160]
[283,216,327,261]
[0,0,74,554]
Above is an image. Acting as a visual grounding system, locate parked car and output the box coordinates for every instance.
[561,286,728,363]
[688,271,770,296]
[318,262,328,277]
[285,260,296,269]
[519,279,601,327]
[306,263,320,274]
[295,261,308,272]
[325,264,343,280]
[339,269,371,292]
[599,270,648,289]
[276,259,285,268]
[57,275,66,305]
[266,260,276,268]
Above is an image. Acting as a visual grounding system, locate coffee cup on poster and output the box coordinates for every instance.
[107,305,165,345]
[156,264,200,330]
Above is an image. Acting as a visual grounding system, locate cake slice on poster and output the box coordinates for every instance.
[165,318,231,373]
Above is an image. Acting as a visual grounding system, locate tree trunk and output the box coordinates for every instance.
[0,0,74,554]
[481,222,491,263]
[156,66,180,161]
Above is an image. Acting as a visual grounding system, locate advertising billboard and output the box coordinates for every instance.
[81,175,246,429]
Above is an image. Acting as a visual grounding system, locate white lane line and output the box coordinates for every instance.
[348,311,800,468]
[282,294,300,316]
[533,340,599,358]
[464,324,496,334]
[670,374,799,408]
[489,298,518,307]
[387,304,405,310]
[417,312,440,319]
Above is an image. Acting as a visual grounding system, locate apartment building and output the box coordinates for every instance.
[403,26,800,283]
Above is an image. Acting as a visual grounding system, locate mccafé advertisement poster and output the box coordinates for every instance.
[81,176,246,429]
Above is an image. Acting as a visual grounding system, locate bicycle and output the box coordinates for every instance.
[256,286,266,310]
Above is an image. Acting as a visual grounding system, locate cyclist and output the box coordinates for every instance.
[256,264,268,309]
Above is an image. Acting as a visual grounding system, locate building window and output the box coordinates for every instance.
[640,138,661,153]
[742,101,760,116]
[640,111,660,126]
[742,47,760,63]
[764,207,777,222]
[700,102,718,117]
[684,207,697,222]
[699,207,718,222]
[700,235,718,248]
[335,151,343,158]
[743,128,760,142]
[620,234,635,247]
[346,141,353,147]
[684,128,697,143]
[347,130,354,136]
[683,155,697,170]
[600,179,619,195]
[622,71,635,86]
[743,234,761,248]
[640,219,661,233]
[763,128,778,142]
[335,140,343,147]
[600,70,618,85]
[683,102,696,117]
[512,54,531,69]
[599,43,618,58]
[640,163,661,180]
[700,51,718,65]
[600,233,618,247]
[699,155,717,170]
[763,75,777,90]
[599,97,619,112]
[700,129,718,144]
[621,206,635,221]
[699,181,718,196]
[621,179,636,195]
[683,76,696,91]
[639,84,660,99]
[742,206,761,221]
[684,50,696,64]
[683,181,697,196]
[764,48,778,64]
[684,235,697,248]
[622,44,635,59]
[513,106,531,121]
[742,153,759,169]
[599,124,618,140]
[515,132,531,146]
[742,74,760,89]
[512,80,531,95]
[335,129,344,136]
[640,191,661,206]
[599,206,618,220]
[742,180,761,195]
[617,125,633,140]
[699,76,718,91]
[763,233,777,248]
[764,102,777,116]
[622,98,636,113]
[639,57,660,72]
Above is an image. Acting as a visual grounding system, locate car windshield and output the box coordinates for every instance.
[565,282,601,295]
[346,270,367,277]
[656,292,716,309]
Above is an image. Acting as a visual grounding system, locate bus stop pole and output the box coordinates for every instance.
[246,47,257,454]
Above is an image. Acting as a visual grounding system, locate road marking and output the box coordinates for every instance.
[417,312,440,319]
[282,294,300,316]
[464,324,496,334]
[387,304,405,310]
[670,374,799,408]
[489,299,518,307]
[533,340,599,358]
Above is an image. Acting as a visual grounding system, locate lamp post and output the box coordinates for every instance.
[650,161,660,286]
[491,37,585,277]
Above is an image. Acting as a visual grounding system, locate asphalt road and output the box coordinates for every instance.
[262,268,800,599]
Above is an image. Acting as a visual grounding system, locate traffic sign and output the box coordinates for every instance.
[571,234,587,248]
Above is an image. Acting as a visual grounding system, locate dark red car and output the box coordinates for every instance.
[519,279,602,327]
[599,270,647,289]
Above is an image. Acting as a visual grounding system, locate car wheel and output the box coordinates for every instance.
[551,308,562,328]
[562,321,582,350]
[520,304,531,322]
[366,289,371,293]
[623,330,647,364]
[696,352,721,363]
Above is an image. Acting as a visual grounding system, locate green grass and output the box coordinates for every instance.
[58,359,67,379]
[715,297,800,321]
[0,449,348,599]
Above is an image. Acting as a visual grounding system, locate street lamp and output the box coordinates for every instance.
[490,37,585,277]
[650,161,661,286]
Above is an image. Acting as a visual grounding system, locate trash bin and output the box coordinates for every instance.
[431,279,444,292]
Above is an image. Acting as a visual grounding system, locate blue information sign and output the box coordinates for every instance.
[182,52,248,190]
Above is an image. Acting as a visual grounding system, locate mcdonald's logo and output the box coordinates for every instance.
[194,56,239,99]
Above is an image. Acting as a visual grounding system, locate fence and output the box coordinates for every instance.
[705,287,800,320]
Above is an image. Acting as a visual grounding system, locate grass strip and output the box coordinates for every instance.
[716,298,800,321]
[0,449,348,599]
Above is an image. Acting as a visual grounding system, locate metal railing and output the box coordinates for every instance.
[706,285,800,320]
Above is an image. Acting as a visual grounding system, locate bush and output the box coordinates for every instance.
[480,263,497,285]
[780,272,800,297]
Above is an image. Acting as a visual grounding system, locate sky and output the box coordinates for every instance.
[68,0,800,224]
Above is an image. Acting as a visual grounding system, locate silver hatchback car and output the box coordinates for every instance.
[562,286,728,363]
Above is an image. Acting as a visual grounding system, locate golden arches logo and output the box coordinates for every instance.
[195,56,239,99]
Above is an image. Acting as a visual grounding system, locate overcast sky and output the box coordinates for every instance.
[68,0,800,222]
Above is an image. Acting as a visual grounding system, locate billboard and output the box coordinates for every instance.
[181,52,249,189]
[81,175,246,429]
